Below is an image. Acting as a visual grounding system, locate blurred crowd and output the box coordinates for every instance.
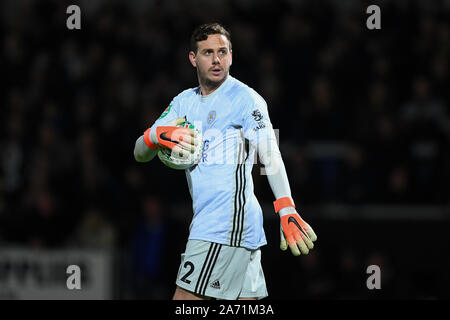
[0,0,449,299]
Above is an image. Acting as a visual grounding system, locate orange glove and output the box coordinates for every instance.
[156,125,197,150]
[144,118,199,157]
[274,197,317,256]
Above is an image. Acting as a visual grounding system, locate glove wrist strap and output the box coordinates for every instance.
[143,128,158,150]
[273,196,295,214]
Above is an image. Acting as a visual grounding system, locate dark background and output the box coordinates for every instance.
[0,0,449,299]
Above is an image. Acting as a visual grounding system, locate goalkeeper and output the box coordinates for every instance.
[134,23,317,300]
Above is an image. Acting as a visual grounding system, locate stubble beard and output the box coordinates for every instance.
[197,67,228,95]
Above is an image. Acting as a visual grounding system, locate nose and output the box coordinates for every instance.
[212,53,220,64]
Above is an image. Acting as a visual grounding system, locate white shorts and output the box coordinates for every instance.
[175,239,268,300]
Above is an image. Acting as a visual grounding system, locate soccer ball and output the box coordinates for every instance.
[157,121,203,170]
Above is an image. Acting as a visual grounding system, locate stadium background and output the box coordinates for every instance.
[0,0,449,299]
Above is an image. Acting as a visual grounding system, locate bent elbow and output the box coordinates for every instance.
[134,154,147,163]
[134,148,146,163]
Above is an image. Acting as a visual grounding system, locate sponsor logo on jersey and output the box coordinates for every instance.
[202,139,210,163]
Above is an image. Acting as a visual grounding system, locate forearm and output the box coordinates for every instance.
[134,135,158,162]
[257,139,296,216]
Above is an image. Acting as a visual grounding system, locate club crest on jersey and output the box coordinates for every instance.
[207,111,216,125]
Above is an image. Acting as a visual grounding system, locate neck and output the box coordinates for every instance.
[199,74,228,96]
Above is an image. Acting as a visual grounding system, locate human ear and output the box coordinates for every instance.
[189,51,197,67]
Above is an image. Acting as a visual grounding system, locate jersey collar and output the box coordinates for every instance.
[199,75,233,102]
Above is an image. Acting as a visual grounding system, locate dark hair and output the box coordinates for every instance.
[190,23,232,53]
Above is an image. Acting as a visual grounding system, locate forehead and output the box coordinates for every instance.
[197,34,230,50]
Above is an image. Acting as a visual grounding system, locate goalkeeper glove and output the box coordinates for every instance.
[144,118,199,157]
[274,196,317,256]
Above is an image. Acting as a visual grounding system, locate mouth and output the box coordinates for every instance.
[210,67,222,76]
